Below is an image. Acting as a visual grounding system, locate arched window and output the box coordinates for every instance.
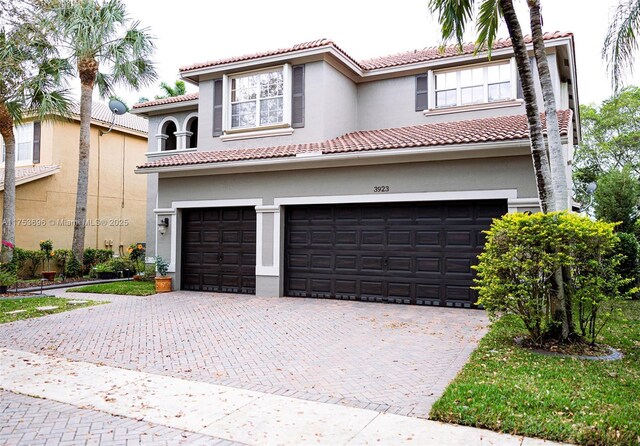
[186,116,198,149]
[162,121,177,151]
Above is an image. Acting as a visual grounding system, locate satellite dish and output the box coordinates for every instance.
[108,98,127,116]
[586,181,597,195]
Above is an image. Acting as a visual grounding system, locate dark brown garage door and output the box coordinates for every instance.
[285,200,507,307]
[181,207,256,293]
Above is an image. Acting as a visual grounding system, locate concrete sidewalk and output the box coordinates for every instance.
[0,348,567,446]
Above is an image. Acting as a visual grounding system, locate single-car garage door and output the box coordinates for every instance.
[285,200,506,307]
[181,207,256,293]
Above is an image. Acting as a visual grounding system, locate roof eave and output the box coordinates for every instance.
[179,46,364,83]
[135,139,533,175]
[130,99,199,116]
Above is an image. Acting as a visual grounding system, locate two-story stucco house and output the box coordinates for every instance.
[132,31,579,308]
[0,102,148,252]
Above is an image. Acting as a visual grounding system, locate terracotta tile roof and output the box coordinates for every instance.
[131,93,199,110]
[179,39,360,73]
[137,110,572,171]
[178,32,573,74]
[359,31,573,70]
[69,102,148,133]
[0,165,60,191]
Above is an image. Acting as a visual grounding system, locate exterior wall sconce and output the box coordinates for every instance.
[158,217,169,236]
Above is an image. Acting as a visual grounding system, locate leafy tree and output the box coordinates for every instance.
[574,87,640,213]
[154,80,186,99]
[48,0,157,262]
[427,0,571,339]
[603,0,640,91]
[0,1,71,261]
[594,167,640,233]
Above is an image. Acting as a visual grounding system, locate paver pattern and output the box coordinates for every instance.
[0,390,241,445]
[0,291,487,418]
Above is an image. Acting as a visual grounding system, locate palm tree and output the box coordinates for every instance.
[155,80,187,100]
[0,6,72,261]
[48,0,157,262]
[528,0,569,212]
[604,0,640,91]
[428,0,555,211]
[428,0,572,339]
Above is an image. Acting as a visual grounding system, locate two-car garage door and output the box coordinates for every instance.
[180,200,506,307]
[284,200,507,307]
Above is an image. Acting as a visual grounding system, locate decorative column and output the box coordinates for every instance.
[255,205,281,296]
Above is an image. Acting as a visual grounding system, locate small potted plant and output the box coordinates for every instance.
[39,240,56,281]
[0,269,17,293]
[155,256,171,292]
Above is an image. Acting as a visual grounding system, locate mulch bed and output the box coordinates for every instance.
[516,336,623,360]
[14,277,102,289]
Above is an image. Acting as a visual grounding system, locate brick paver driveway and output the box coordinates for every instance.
[0,292,487,418]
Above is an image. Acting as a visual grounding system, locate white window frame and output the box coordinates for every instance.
[1,122,34,166]
[221,64,292,138]
[432,59,515,109]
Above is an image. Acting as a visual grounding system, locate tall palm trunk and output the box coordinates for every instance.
[528,0,572,341]
[71,57,98,263]
[0,103,16,262]
[528,0,569,211]
[499,0,555,212]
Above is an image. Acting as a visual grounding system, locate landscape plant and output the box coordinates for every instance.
[64,252,82,278]
[474,212,628,345]
[39,239,54,272]
[155,256,168,276]
[46,0,157,263]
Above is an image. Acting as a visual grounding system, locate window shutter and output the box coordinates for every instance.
[32,121,41,164]
[415,74,429,111]
[212,79,223,136]
[291,65,305,128]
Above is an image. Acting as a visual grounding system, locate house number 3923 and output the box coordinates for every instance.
[373,186,390,193]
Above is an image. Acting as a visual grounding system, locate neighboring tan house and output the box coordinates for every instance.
[132,32,580,307]
[0,102,148,253]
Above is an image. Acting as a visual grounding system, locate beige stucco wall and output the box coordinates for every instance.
[0,119,148,251]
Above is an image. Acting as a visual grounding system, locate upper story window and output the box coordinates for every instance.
[215,64,303,141]
[230,68,284,129]
[1,122,34,164]
[434,61,513,109]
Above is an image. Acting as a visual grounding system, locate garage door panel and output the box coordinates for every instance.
[388,231,412,246]
[181,207,256,294]
[335,231,358,245]
[361,256,384,271]
[285,200,506,307]
[362,231,384,246]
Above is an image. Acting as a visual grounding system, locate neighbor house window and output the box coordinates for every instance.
[230,68,284,129]
[1,122,33,163]
[434,62,513,108]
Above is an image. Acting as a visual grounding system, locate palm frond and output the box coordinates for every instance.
[428,0,475,48]
[95,71,114,98]
[476,0,502,55]
[603,0,640,91]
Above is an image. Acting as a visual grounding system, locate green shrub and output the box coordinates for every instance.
[93,262,115,273]
[143,263,156,282]
[475,212,629,345]
[613,232,639,296]
[18,249,45,279]
[54,249,72,273]
[64,252,82,278]
[82,248,113,273]
[107,257,135,274]
[156,256,169,276]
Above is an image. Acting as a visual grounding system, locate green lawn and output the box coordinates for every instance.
[0,297,101,323]
[430,300,640,446]
[68,281,156,296]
